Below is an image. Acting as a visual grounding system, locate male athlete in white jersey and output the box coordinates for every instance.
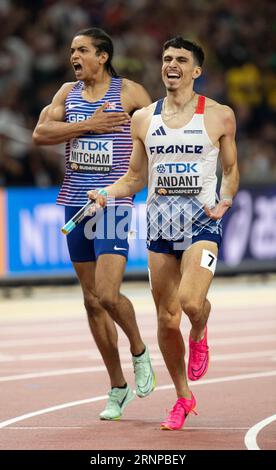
[88,36,239,430]
[33,28,156,421]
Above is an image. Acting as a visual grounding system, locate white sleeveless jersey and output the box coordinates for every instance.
[145,95,222,241]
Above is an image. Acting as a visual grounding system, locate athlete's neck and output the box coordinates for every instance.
[82,72,112,101]
[165,89,196,114]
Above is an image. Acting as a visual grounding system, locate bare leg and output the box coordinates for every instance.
[95,254,145,356]
[73,261,126,388]
[179,241,218,341]
[189,298,211,340]
[148,251,191,399]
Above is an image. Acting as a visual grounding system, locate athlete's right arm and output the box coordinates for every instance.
[87,109,149,205]
[32,82,130,145]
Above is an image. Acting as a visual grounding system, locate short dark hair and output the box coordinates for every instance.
[163,37,204,67]
[74,27,118,77]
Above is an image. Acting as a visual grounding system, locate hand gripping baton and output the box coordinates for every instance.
[61,199,94,235]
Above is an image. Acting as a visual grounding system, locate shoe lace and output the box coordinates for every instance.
[191,348,205,363]
[190,343,208,362]
[106,388,123,406]
[166,401,185,424]
[133,356,148,378]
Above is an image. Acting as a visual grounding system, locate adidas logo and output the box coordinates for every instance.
[152,126,166,136]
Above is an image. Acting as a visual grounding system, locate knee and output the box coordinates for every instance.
[158,307,181,335]
[180,296,204,321]
[98,293,119,312]
[84,293,102,319]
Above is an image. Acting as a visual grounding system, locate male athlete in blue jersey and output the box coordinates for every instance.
[88,36,239,430]
[33,28,155,420]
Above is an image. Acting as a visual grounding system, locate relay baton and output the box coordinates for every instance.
[61,199,94,235]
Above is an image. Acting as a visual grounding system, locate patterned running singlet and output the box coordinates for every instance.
[57,77,133,208]
[145,95,222,241]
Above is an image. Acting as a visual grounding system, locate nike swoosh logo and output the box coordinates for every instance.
[118,393,128,408]
[114,246,127,251]
[137,371,154,392]
[68,102,89,110]
[191,354,209,377]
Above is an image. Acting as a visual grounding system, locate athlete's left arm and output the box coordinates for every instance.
[121,79,152,113]
[205,106,239,220]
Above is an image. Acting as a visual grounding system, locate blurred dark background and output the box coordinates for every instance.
[0,0,275,187]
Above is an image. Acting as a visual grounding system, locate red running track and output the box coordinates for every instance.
[0,279,275,450]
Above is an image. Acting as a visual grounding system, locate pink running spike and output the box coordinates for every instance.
[161,393,197,431]
[188,326,209,381]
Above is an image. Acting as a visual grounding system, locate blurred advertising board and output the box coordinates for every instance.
[0,186,275,279]
[219,185,276,271]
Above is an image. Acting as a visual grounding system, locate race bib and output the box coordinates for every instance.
[200,249,217,275]
[153,161,202,196]
[69,138,113,173]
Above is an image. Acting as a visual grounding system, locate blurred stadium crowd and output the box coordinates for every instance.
[0,0,275,187]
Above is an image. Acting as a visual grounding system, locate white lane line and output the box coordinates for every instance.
[0,335,89,347]
[1,320,276,347]
[0,370,275,429]
[0,349,162,363]
[210,334,276,346]
[1,323,86,335]
[0,349,275,381]
[244,414,276,450]
[0,361,165,382]
[7,426,249,431]
[208,350,276,361]
[0,395,109,430]
[0,365,108,382]
[0,349,96,362]
[0,330,276,348]
[208,320,276,334]
[1,350,276,381]
[0,346,269,363]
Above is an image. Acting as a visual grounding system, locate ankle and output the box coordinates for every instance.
[131,343,146,357]
[190,326,206,342]
[177,390,192,400]
[111,382,127,389]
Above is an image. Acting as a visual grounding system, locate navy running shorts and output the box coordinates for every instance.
[65,205,132,262]
[147,231,222,260]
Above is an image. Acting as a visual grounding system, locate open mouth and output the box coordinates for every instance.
[73,63,82,73]
[167,72,181,80]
